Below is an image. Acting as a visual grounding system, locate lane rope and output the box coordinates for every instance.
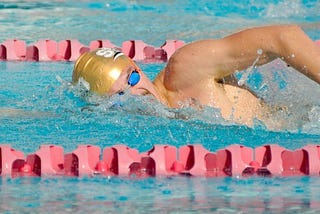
[0,39,185,62]
[1,39,320,62]
[1,144,319,178]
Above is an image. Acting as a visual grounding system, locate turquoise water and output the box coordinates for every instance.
[1,176,320,213]
[1,0,320,213]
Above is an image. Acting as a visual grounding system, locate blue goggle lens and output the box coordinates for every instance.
[118,70,140,96]
[128,71,140,86]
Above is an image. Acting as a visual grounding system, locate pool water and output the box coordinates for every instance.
[1,176,320,213]
[1,0,320,213]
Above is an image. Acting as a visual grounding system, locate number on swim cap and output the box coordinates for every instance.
[96,48,120,58]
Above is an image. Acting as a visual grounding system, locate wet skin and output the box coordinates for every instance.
[109,25,320,127]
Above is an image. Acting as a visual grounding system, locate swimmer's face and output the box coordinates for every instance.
[108,66,141,95]
[72,48,141,96]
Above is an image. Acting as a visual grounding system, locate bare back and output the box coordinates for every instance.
[153,25,320,127]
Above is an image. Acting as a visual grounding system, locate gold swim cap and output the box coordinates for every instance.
[72,48,134,95]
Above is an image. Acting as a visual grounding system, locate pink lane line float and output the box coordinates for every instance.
[1,39,187,62]
[1,144,320,178]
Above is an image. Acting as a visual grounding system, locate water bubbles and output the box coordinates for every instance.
[237,50,262,86]
[307,106,320,123]
[79,77,90,91]
[238,78,246,86]
[257,49,263,55]
[264,0,310,18]
[301,106,320,134]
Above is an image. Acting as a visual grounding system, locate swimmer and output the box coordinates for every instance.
[72,25,320,127]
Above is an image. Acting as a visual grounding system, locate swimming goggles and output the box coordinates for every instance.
[118,70,140,95]
[128,70,140,86]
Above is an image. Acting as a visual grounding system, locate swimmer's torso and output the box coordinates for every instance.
[153,40,267,126]
[155,71,265,126]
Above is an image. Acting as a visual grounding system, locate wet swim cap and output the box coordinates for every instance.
[72,48,135,95]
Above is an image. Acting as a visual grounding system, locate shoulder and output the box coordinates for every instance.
[172,39,226,57]
[155,40,225,91]
[168,39,229,69]
[167,39,235,81]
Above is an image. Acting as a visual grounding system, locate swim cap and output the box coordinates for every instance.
[72,48,135,95]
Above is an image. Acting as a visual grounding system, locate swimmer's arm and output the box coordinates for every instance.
[216,24,320,84]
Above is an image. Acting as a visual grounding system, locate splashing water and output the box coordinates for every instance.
[238,49,263,86]
[66,66,320,134]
